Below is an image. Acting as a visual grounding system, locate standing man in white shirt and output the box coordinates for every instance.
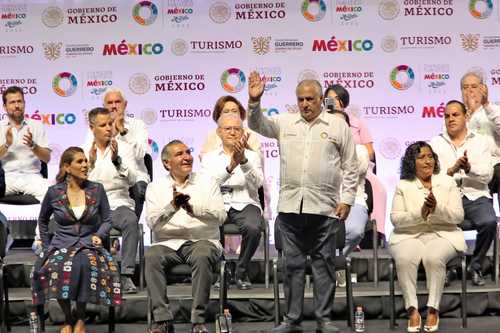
[247,72,358,333]
[201,113,264,290]
[430,100,496,286]
[0,86,51,201]
[145,140,226,333]
[461,71,500,208]
[102,88,150,219]
[84,107,140,293]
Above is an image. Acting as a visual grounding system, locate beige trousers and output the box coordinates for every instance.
[390,233,457,310]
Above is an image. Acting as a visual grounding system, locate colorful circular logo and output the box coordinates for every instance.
[132,1,158,26]
[148,138,159,160]
[52,72,78,97]
[390,65,415,90]
[220,68,246,93]
[469,0,493,19]
[301,0,327,22]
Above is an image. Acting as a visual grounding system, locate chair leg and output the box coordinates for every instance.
[108,306,115,333]
[389,259,396,330]
[219,260,226,315]
[264,223,270,289]
[3,267,9,333]
[0,263,4,333]
[38,304,45,332]
[139,224,145,291]
[372,219,379,288]
[147,294,152,330]
[272,258,280,326]
[345,257,354,328]
[461,254,467,328]
[494,221,499,284]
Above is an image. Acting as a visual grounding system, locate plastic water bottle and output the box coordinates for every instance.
[29,311,39,333]
[224,309,233,333]
[354,306,365,332]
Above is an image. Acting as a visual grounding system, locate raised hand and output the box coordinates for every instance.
[110,139,119,162]
[5,126,13,147]
[89,141,97,168]
[479,83,489,106]
[422,189,436,219]
[248,71,265,103]
[92,235,102,247]
[22,127,34,147]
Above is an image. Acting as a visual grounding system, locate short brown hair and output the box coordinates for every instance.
[2,86,24,105]
[212,95,246,122]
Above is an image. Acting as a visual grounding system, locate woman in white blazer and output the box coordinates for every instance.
[390,141,466,333]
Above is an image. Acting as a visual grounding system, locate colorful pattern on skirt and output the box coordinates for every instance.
[31,246,122,306]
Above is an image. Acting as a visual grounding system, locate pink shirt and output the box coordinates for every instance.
[349,115,373,145]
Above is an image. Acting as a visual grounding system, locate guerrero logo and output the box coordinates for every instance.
[132,1,158,26]
[469,0,493,19]
[52,72,78,97]
[220,68,246,93]
[301,0,326,22]
[390,65,415,90]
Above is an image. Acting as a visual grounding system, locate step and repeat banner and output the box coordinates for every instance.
[1,0,499,243]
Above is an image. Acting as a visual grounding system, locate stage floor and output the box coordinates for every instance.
[8,317,500,333]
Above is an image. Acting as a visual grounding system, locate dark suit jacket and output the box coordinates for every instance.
[0,161,5,198]
[38,180,112,249]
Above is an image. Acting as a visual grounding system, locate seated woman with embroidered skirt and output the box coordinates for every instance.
[31,147,121,333]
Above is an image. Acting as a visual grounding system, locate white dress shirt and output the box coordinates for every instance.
[85,116,149,183]
[468,103,500,164]
[248,102,358,217]
[390,174,466,252]
[201,148,263,212]
[0,118,50,175]
[145,173,227,251]
[83,140,137,210]
[430,130,493,200]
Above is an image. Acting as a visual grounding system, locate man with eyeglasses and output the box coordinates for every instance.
[201,113,264,290]
[461,71,500,210]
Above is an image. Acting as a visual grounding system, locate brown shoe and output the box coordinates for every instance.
[73,319,86,333]
[60,324,73,333]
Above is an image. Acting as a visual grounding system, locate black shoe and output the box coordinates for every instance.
[316,321,339,333]
[149,320,175,333]
[236,276,252,290]
[121,276,138,294]
[191,324,208,333]
[272,322,303,333]
[444,268,456,287]
[471,269,485,286]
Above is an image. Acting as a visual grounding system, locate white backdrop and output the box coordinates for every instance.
[1,0,500,244]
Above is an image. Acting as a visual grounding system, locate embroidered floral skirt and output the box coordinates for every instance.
[31,246,121,306]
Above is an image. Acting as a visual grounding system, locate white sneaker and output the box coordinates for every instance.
[336,270,346,288]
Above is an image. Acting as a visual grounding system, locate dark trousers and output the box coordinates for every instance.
[227,205,264,278]
[278,212,339,324]
[111,206,139,275]
[463,196,497,271]
[130,181,148,219]
[145,241,220,324]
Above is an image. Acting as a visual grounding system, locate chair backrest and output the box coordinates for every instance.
[144,153,153,181]
[364,178,374,216]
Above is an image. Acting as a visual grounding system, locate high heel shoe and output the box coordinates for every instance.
[407,313,421,333]
[424,315,439,332]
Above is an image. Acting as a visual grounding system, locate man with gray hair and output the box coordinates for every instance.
[145,140,226,333]
[247,72,358,333]
[201,113,264,290]
[461,71,500,207]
